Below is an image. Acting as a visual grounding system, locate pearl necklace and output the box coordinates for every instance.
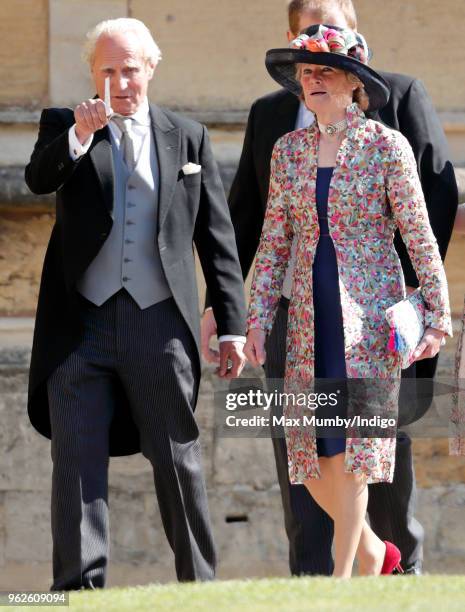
[317,118,348,136]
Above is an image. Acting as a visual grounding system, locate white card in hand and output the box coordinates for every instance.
[104,76,113,117]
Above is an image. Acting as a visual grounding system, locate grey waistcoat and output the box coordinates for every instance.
[76,127,172,309]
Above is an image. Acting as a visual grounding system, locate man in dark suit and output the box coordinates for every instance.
[25,17,246,590]
[202,0,458,575]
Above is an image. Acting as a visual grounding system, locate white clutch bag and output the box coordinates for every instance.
[385,289,426,369]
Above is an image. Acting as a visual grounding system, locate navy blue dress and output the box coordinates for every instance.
[312,167,347,457]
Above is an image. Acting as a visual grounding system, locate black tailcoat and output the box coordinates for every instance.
[25,104,246,455]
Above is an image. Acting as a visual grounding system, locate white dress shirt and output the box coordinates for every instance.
[68,99,243,344]
[295,100,315,132]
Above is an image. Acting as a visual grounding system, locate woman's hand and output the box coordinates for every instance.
[412,327,446,362]
[244,328,267,367]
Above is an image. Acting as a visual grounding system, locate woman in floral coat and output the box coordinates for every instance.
[244,25,452,577]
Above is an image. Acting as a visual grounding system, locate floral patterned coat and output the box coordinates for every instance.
[247,103,452,484]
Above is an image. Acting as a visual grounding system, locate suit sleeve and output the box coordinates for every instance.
[25,109,80,195]
[386,132,452,336]
[194,125,247,337]
[204,100,265,309]
[247,138,293,333]
[393,79,458,286]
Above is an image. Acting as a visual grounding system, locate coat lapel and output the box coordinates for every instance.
[149,104,181,228]
[300,124,319,227]
[328,104,366,229]
[298,104,366,229]
[89,126,114,218]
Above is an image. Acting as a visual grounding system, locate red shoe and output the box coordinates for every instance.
[380,541,403,575]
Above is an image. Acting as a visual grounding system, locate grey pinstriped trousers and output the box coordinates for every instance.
[47,290,215,590]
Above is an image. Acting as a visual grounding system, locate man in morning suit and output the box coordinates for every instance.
[25,18,247,590]
[201,0,458,575]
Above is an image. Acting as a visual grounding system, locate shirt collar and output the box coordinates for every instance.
[295,101,315,130]
[111,98,150,127]
[128,97,151,127]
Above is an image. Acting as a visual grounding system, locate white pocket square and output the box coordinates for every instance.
[182,162,202,175]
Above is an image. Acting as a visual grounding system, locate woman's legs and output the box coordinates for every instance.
[304,454,386,577]
[356,520,387,576]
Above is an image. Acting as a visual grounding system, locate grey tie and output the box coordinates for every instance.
[112,116,135,172]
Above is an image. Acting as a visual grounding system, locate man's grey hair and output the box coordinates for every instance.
[82,18,162,67]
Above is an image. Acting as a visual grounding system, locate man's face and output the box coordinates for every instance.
[91,32,155,116]
[286,9,349,42]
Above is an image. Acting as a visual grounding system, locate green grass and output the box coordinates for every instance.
[10,576,465,612]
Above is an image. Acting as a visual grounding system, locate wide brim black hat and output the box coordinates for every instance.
[265,25,390,112]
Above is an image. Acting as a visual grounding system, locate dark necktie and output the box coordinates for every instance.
[112,116,135,172]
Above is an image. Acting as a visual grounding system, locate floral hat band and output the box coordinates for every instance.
[290,25,371,65]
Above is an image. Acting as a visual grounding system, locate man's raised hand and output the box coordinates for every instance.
[74,98,109,144]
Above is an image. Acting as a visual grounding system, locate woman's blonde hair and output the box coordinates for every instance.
[347,72,369,111]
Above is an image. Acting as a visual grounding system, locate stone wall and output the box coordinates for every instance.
[2,0,464,113]
[1,0,464,315]
[1,0,465,590]
[0,0,48,108]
